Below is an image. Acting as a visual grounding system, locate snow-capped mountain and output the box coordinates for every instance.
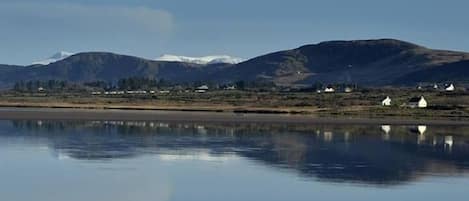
[155,54,244,65]
[32,51,74,65]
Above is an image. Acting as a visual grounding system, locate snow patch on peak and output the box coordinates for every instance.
[155,54,244,65]
[32,51,74,65]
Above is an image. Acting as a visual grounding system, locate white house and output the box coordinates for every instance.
[381,96,392,106]
[324,87,335,93]
[195,85,209,93]
[225,86,236,90]
[445,84,455,92]
[408,96,427,108]
[344,87,353,93]
[197,85,209,90]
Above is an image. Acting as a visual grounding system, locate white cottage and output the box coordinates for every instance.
[195,85,209,93]
[408,96,427,108]
[344,87,353,93]
[445,84,455,92]
[381,96,392,106]
[324,87,335,93]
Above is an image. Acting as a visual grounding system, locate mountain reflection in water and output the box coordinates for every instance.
[2,120,469,186]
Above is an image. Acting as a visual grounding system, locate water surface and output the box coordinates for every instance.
[1,120,469,201]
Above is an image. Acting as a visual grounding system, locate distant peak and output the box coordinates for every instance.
[155,54,244,65]
[32,51,74,65]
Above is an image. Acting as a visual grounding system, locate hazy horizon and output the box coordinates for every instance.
[1,0,469,65]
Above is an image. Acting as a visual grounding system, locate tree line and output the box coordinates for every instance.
[12,77,355,93]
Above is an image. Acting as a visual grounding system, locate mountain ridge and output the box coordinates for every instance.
[1,39,468,88]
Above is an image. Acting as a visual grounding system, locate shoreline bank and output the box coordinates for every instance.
[0,107,468,126]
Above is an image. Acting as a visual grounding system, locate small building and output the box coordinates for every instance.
[197,85,209,90]
[381,96,392,106]
[408,96,427,108]
[344,87,353,93]
[445,84,455,92]
[225,85,236,90]
[195,85,209,93]
[324,87,335,93]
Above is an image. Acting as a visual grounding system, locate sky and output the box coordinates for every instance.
[1,0,469,65]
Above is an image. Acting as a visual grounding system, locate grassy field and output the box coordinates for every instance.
[1,88,468,120]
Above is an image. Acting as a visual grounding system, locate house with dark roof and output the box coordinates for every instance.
[408,96,427,108]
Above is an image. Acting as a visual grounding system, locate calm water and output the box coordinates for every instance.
[1,120,469,201]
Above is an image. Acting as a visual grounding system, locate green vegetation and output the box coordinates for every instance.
[1,85,468,121]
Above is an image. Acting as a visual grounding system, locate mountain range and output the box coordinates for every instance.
[1,39,468,88]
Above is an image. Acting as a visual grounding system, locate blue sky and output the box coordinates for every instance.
[1,0,468,65]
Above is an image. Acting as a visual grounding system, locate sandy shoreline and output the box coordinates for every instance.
[0,107,467,126]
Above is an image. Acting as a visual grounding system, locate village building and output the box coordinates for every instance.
[324,87,335,93]
[344,87,353,93]
[381,96,392,106]
[225,85,236,90]
[408,96,427,108]
[126,90,147,94]
[445,83,455,92]
[195,85,209,93]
